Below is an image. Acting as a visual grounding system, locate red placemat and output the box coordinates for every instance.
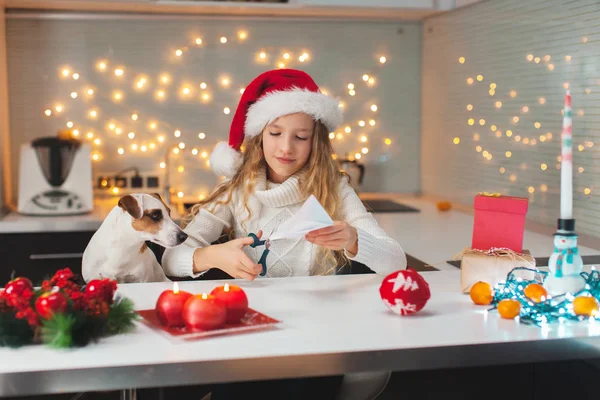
[137,308,281,341]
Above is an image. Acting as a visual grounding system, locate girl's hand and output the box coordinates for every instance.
[305,222,358,254]
[195,231,264,280]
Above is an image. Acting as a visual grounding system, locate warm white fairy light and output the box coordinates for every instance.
[178,142,186,150]
[115,128,122,135]
[220,76,231,87]
[86,88,94,96]
[238,31,248,40]
[174,130,181,138]
[336,133,343,140]
[131,113,138,121]
[220,36,227,44]
[175,49,183,57]
[182,86,192,96]
[160,162,166,169]
[97,61,107,71]
[384,138,392,145]
[140,145,147,152]
[89,110,97,118]
[94,138,101,145]
[114,68,124,77]
[201,151,208,159]
[329,132,335,139]
[113,91,123,102]
[369,119,376,126]
[128,132,135,139]
[495,101,502,108]
[173,148,180,155]
[371,104,378,112]
[55,104,63,113]
[67,121,74,128]
[117,147,124,155]
[191,148,199,156]
[379,56,387,64]
[156,90,166,100]
[358,120,366,127]
[259,51,267,60]
[70,92,78,99]
[453,137,460,145]
[92,153,100,161]
[131,144,138,151]
[467,77,474,85]
[198,132,206,139]
[61,68,70,77]
[201,93,211,102]
[44,109,52,116]
[224,107,231,114]
[347,83,355,90]
[476,75,483,81]
[541,163,548,171]
[158,135,165,143]
[349,90,356,96]
[283,53,290,60]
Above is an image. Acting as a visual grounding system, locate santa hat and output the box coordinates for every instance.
[209,69,343,177]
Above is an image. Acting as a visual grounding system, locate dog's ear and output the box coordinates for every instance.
[118,195,143,219]
[152,193,162,201]
[151,192,171,214]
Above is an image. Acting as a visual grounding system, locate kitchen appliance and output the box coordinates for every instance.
[18,137,93,215]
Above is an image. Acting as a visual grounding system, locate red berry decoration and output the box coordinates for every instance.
[4,277,33,297]
[35,291,68,319]
[85,279,117,303]
[379,268,431,316]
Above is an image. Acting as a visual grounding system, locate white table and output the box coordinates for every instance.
[1,271,600,397]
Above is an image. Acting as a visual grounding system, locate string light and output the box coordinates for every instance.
[220,37,227,44]
[44,109,52,116]
[174,130,181,138]
[495,101,502,108]
[198,132,206,139]
[453,137,460,145]
[114,68,124,77]
[224,107,231,114]
[345,126,352,134]
[329,133,335,139]
[489,267,600,326]
[506,130,513,137]
[370,104,378,112]
[117,148,124,155]
[195,37,203,45]
[467,78,474,85]
[358,120,366,127]
[379,56,387,64]
[459,57,465,64]
[384,138,392,145]
[476,75,483,81]
[369,119,376,126]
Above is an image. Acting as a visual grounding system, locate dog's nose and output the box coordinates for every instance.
[177,232,188,243]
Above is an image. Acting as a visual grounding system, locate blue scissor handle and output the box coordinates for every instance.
[248,233,268,276]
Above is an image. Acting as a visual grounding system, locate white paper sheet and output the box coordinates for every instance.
[269,195,334,241]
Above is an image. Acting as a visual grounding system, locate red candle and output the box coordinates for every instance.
[155,282,192,328]
[182,293,226,331]
[210,283,249,323]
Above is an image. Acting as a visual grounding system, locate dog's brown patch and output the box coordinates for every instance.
[132,210,162,234]
[140,243,148,254]
[151,193,171,214]
[118,195,143,219]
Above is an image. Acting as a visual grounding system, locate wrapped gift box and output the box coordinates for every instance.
[472,194,528,253]
[460,249,536,293]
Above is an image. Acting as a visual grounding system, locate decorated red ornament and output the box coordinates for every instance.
[379,268,431,316]
[4,277,33,297]
[155,282,193,328]
[35,291,68,319]
[210,283,249,323]
[182,293,227,331]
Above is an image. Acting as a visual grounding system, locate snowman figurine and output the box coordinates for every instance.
[543,232,586,296]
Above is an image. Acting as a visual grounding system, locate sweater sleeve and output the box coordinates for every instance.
[162,200,234,278]
[339,180,407,275]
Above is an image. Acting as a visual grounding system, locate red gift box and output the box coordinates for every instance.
[472,194,528,253]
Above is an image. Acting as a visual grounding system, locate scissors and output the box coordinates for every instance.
[248,233,271,277]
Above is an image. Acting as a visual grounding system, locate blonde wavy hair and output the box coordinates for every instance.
[185,119,348,275]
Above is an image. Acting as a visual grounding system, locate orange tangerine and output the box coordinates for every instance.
[498,299,521,319]
[523,283,548,303]
[573,296,599,317]
[469,281,494,305]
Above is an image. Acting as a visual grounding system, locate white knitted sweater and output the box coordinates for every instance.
[162,170,407,278]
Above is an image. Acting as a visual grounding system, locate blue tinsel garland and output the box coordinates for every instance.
[490,267,600,326]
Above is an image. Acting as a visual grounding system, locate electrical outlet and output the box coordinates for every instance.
[97,177,112,189]
[131,175,144,188]
[146,176,159,188]
[115,176,128,188]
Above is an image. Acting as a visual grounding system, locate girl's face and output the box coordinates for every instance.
[262,112,314,183]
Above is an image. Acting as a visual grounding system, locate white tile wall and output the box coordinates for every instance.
[5,13,422,205]
[422,0,600,237]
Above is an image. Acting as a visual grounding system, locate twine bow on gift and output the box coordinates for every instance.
[477,192,502,197]
[553,246,578,277]
[453,247,536,266]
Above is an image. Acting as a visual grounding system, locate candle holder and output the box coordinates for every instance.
[543,218,586,296]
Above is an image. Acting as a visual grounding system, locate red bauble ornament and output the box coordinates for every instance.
[182,294,227,331]
[155,284,193,328]
[210,284,249,323]
[4,277,33,297]
[35,291,68,319]
[379,268,431,316]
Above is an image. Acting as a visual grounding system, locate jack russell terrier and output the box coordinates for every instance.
[82,193,188,283]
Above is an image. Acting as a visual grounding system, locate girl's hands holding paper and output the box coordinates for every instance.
[305,221,358,254]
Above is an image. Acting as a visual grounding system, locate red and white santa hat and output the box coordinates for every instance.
[209,69,343,177]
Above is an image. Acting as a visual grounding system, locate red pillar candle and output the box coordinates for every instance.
[210,283,249,323]
[155,282,193,328]
[182,293,227,331]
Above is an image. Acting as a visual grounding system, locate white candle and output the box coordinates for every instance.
[560,90,573,220]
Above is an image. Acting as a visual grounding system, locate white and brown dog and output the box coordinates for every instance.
[82,193,188,283]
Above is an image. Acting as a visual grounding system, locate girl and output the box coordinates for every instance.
[161,69,406,400]
[162,68,406,281]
